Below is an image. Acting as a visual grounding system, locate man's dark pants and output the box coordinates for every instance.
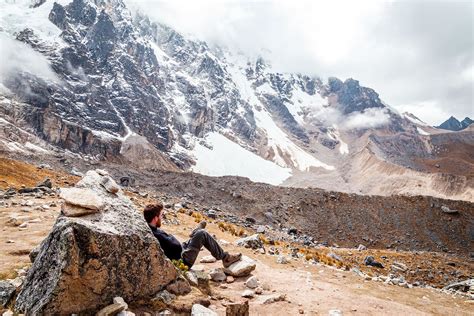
[181,229,225,267]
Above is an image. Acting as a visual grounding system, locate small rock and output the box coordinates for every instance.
[96,303,126,316]
[36,178,52,189]
[60,188,105,211]
[299,309,305,314]
[200,255,217,263]
[443,279,473,292]
[6,240,15,244]
[158,310,172,316]
[166,276,192,295]
[328,310,343,316]
[223,256,256,277]
[209,268,227,282]
[100,176,120,194]
[235,234,263,250]
[2,310,13,316]
[219,239,230,246]
[185,271,199,287]
[191,304,217,316]
[288,227,298,235]
[276,256,289,264]
[391,261,408,272]
[0,281,16,307]
[357,244,367,251]
[256,293,286,304]
[245,276,259,289]
[117,311,135,316]
[225,301,249,316]
[256,226,266,234]
[29,245,41,263]
[441,205,459,214]
[152,290,176,306]
[226,276,235,283]
[328,253,343,262]
[119,176,132,187]
[206,209,217,219]
[19,222,28,229]
[364,256,384,268]
[255,287,263,294]
[245,217,256,223]
[113,297,128,310]
[6,217,23,227]
[241,289,255,298]
[70,168,84,177]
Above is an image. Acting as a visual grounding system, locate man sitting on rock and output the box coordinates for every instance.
[144,203,241,268]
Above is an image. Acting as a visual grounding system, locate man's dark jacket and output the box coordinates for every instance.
[148,224,182,260]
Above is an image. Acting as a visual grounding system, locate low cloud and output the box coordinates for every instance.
[0,33,59,90]
[126,0,473,125]
[342,108,391,130]
[306,104,391,130]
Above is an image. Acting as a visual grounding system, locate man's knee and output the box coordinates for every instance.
[193,229,207,240]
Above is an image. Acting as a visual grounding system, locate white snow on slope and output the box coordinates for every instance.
[191,132,291,185]
[225,54,334,171]
[403,112,429,126]
[417,127,430,136]
[0,0,68,44]
[328,128,349,155]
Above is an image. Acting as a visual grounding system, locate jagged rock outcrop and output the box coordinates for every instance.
[437,116,473,131]
[14,170,178,315]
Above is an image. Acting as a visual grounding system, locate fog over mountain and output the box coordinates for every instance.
[127,0,473,125]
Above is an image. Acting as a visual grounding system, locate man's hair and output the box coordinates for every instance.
[144,203,163,223]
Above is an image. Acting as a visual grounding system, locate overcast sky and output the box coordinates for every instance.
[128,0,473,125]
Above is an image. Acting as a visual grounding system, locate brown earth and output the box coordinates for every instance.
[0,157,79,190]
[1,155,473,259]
[1,191,472,315]
[128,168,474,257]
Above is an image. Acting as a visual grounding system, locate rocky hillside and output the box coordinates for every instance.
[0,0,473,201]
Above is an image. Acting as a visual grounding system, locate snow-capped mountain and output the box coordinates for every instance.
[0,0,472,201]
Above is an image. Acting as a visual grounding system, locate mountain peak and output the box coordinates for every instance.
[437,116,472,131]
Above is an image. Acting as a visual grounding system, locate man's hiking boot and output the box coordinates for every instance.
[222,252,242,268]
[189,220,207,237]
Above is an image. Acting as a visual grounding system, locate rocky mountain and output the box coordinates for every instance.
[0,0,472,201]
[437,116,473,131]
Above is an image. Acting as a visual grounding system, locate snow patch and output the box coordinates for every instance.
[24,142,50,153]
[403,112,429,126]
[225,54,334,171]
[191,132,291,185]
[417,127,430,136]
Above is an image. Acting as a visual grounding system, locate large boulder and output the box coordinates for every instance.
[15,170,178,315]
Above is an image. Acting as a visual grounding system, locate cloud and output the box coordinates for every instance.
[0,33,59,89]
[343,108,391,129]
[306,104,391,130]
[126,0,473,125]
